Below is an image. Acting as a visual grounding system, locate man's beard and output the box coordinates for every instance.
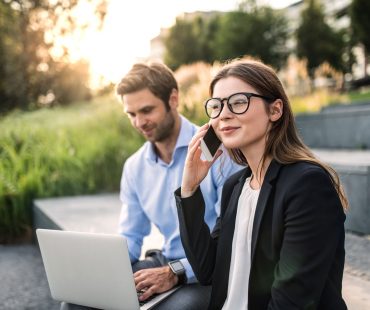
[147,111,176,142]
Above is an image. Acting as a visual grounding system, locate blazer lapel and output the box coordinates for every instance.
[251,160,282,262]
[222,167,251,225]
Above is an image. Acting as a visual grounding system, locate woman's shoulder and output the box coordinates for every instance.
[280,161,332,185]
[284,161,326,174]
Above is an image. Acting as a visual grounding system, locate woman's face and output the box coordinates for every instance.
[210,76,272,154]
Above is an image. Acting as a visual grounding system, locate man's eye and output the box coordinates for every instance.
[142,108,153,114]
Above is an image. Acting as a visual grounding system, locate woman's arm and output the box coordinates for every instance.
[175,187,220,285]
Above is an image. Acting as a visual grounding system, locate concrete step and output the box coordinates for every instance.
[296,104,370,149]
[342,273,370,310]
[33,193,164,259]
[312,149,370,235]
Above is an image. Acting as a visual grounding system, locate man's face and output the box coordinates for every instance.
[123,88,175,142]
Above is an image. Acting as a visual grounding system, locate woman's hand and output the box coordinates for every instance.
[181,123,222,198]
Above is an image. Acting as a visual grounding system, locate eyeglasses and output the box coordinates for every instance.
[204,92,275,119]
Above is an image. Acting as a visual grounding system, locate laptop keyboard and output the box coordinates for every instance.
[137,290,158,306]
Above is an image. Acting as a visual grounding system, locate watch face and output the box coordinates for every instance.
[171,261,184,272]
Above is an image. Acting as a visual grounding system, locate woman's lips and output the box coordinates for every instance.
[220,126,239,134]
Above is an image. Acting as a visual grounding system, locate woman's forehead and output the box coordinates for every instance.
[212,76,256,97]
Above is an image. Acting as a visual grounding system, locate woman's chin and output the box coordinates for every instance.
[222,141,240,150]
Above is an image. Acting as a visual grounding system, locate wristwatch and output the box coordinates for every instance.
[168,260,187,285]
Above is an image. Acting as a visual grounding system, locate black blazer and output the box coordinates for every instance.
[175,160,347,310]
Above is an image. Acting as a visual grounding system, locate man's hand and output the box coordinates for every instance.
[134,266,178,301]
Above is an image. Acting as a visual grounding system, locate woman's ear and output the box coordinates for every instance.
[269,99,283,122]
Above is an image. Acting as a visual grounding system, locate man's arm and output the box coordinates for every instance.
[118,165,151,262]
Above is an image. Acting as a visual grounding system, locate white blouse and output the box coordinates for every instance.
[222,176,260,310]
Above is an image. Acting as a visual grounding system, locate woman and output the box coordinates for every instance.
[174,59,348,309]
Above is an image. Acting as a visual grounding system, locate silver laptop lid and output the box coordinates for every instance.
[36,229,140,310]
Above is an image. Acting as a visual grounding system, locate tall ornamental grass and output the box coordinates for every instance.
[0,96,143,243]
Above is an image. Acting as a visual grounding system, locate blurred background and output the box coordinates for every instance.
[1,0,370,243]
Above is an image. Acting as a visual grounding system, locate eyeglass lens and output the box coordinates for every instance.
[206,93,250,118]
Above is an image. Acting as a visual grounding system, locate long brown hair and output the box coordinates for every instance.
[210,58,348,210]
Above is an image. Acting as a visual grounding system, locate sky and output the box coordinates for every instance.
[69,0,299,87]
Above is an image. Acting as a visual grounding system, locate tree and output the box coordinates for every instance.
[296,0,345,79]
[164,14,220,71]
[212,6,289,70]
[0,0,107,113]
[164,6,288,71]
[0,2,27,112]
[350,0,370,76]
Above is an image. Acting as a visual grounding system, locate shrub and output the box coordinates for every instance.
[0,96,143,242]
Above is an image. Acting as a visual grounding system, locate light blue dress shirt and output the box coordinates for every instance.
[118,115,242,283]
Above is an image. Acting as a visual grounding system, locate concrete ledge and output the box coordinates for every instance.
[33,193,164,258]
[313,149,370,234]
[296,104,370,149]
[33,194,122,234]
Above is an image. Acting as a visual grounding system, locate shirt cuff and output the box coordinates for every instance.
[180,258,197,284]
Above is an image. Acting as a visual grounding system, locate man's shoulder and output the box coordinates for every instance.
[124,142,151,169]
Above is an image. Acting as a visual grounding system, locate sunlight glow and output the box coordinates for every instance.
[67,0,297,88]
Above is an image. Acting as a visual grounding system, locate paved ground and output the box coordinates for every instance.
[0,244,59,310]
[1,231,370,310]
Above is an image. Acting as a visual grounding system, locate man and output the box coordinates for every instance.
[62,62,240,309]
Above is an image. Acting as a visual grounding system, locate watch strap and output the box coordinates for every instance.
[168,260,187,285]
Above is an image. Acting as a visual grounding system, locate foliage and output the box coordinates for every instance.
[175,62,215,125]
[296,0,345,78]
[0,0,107,113]
[0,96,143,242]
[164,13,220,71]
[213,6,289,70]
[164,5,289,71]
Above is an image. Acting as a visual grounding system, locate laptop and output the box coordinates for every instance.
[36,229,180,310]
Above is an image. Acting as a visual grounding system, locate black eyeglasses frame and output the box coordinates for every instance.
[204,92,275,119]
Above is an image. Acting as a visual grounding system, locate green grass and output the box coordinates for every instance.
[347,88,370,103]
[0,96,143,242]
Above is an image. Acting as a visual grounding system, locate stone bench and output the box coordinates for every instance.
[296,102,370,149]
[33,193,164,258]
[312,149,370,234]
